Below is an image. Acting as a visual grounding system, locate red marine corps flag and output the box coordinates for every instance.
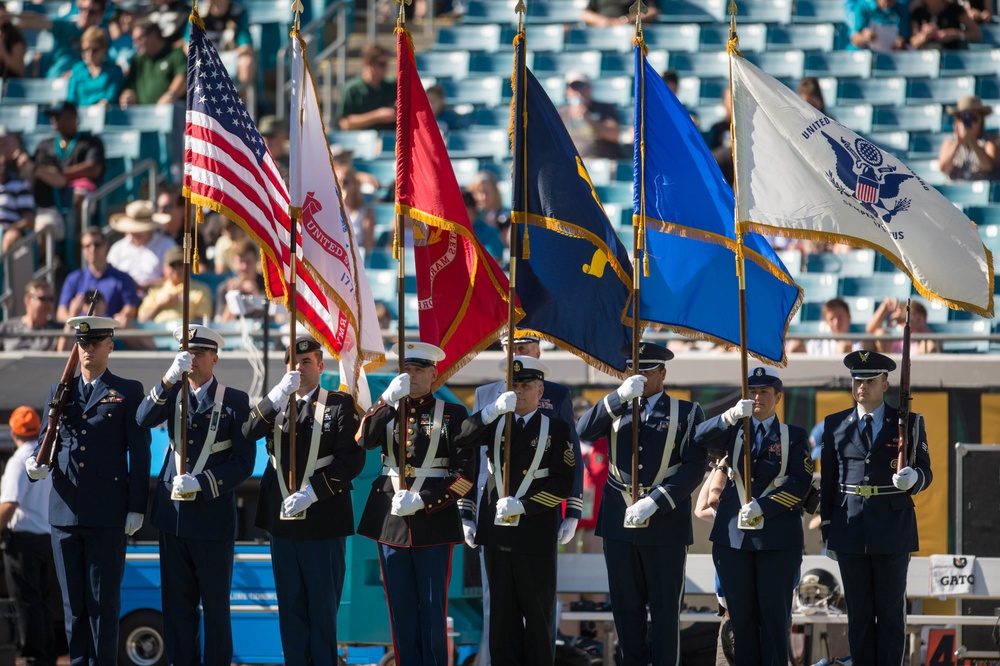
[395,26,517,386]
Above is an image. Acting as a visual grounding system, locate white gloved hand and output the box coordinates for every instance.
[172,473,201,495]
[390,490,425,516]
[267,371,301,409]
[892,466,918,491]
[124,512,144,536]
[496,496,526,519]
[165,351,193,385]
[25,456,49,480]
[624,496,658,525]
[462,519,477,548]
[740,498,763,522]
[557,517,579,545]
[616,375,647,403]
[381,374,411,404]
[482,391,516,425]
[723,399,755,426]
[282,484,317,517]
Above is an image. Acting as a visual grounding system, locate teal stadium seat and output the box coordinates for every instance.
[515,25,569,52]
[352,160,396,188]
[414,51,471,80]
[76,104,105,133]
[438,77,505,107]
[977,221,1000,273]
[978,76,1000,103]
[792,0,847,24]
[674,75,702,108]
[977,24,1000,48]
[745,51,806,79]
[872,104,943,133]
[967,207,1000,227]
[840,295,876,323]
[863,131,910,157]
[2,77,67,105]
[433,25,504,53]
[937,320,991,353]
[589,77,634,106]
[670,52,731,78]
[838,77,906,107]
[816,77,838,106]
[451,158,483,187]
[446,129,511,161]
[469,107,511,129]
[795,273,840,302]
[642,24,701,53]
[0,104,39,134]
[775,248,802,277]
[766,24,836,52]
[565,26,636,53]
[840,273,911,299]
[804,51,873,79]
[659,1,722,23]
[594,183,634,207]
[906,76,976,105]
[934,182,991,207]
[872,51,941,78]
[470,52,524,77]
[701,24,768,53]
[736,0,793,24]
[940,50,1000,77]
[602,52,667,77]
[907,131,949,160]
[826,104,874,134]
[532,51,602,81]
[805,249,877,276]
[326,130,383,160]
[244,0,294,75]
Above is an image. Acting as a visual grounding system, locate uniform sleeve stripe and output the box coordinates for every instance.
[204,470,219,498]
[449,478,474,497]
[531,492,564,507]
[565,497,583,509]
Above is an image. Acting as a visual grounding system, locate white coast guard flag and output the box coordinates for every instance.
[731,55,995,318]
[290,35,384,408]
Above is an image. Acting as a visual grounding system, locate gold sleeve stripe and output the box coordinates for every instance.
[449,478,474,496]
[532,492,564,507]
[564,449,576,466]
[772,491,801,504]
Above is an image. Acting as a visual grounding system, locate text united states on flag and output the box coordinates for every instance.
[183,18,340,348]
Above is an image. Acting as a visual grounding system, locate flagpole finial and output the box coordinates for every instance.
[630,0,647,32]
[515,0,526,32]
[393,0,412,28]
[291,0,304,31]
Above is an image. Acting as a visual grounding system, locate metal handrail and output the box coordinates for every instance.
[78,158,158,265]
[275,1,350,124]
[0,225,56,317]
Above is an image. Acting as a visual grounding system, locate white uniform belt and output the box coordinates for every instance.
[210,439,232,453]
[840,483,905,497]
[382,465,449,479]
[606,463,680,494]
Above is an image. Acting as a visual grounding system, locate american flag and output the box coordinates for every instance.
[184,16,342,349]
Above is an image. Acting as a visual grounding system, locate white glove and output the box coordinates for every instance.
[172,473,201,495]
[165,352,193,385]
[616,375,647,403]
[390,489,425,516]
[282,484,318,517]
[25,456,49,480]
[267,371,301,409]
[740,498,763,522]
[124,512,144,536]
[892,466,918,491]
[624,496,658,525]
[723,399,755,426]
[381,374,410,404]
[496,496,526,519]
[462,519,477,548]
[557,517,579,545]
[482,391,516,425]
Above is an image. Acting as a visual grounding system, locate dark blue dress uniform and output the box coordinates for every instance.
[456,392,575,665]
[577,384,706,666]
[34,318,151,666]
[357,392,474,666]
[820,350,932,666]
[137,374,254,666]
[243,380,364,666]
[695,409,812,666]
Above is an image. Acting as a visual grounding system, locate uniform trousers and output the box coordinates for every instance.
[4,532,58,666]
[50,525,126,666]
[377,542,453,666]
[484,545,556,666]
[603,539,687,666]
[836,551,909,666]
[712,545,801,666]
[270,535,347,666]
[158,530,235,666]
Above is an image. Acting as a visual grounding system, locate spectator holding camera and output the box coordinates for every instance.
[215,239,266,322]
[939,95,996,181]
[866,297,939,354]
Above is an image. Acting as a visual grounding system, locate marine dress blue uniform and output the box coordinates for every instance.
[136,326,254,666]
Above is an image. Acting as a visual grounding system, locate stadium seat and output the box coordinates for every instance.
[2,77,67,105]
[463,0,521,24]
[696,103,728,132]
[906,76,976,105]
[872,51,941,78]
[659,0,723,23]
[908,159,947,186]
[642,24,701,53]
[978,76,1000,102]
[872,104,943,133]
[470,52,523,77]
[433,25,504,52]
[967,206,1000,227]
[840,273,911,299]
[795,273,840,302]
[327,130,383,160]
[940,50,1000,77]
[414,51,471,80]
[438,77,505,107]
[978,24,1000,48]
[766,24,835,52]
[590,77,634,107]
[446,129,511,161]
[737,0,793,24]
[864,131,910,156]
[840,295,876,323]
[604,51,667,76]
[538,76,568,106]
[594,183,634,207]
[804,51,873,79]
[816,77,838,106]
[793,0,849,24]
[532,51,603,81]
[451,158,482,187]
[469,106,511,129]
[516,25,569,52]
[826,104,874,134]
[978,222,1000,273]
[0,104,38,134]
[907,131,949,160]
[934,181,991,207]
[352,159,396,188]
[670,52,731,78]
[76,104,105,133]
[775,248,802,276]
[700,24,768,53]
[698,76,730,106]
[937,319,990,353]
[837,77,906,107]
[805,249,877,276]
[367,268,396,303]
[565,26,634,53]
[525,0,587,25]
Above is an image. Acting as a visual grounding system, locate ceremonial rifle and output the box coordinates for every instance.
[37,290,100,466]
[897,300,912,471]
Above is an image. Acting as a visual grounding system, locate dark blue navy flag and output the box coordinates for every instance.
[511,33,633,377]
[632,44,801,365]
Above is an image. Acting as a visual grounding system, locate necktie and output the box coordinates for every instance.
[861,414,874,450]
[638,398,648,426]
[516,417,526,430]
[754,423,766,454]
[81,382,92,402]
[189,390,199,413]
[297,398,308,419]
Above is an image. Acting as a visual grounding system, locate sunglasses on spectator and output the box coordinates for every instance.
[31,294,54,302]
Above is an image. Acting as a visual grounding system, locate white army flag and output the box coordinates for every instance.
[289,35,384,408]
[731,54,994,317]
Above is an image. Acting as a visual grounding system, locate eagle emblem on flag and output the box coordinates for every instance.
[822,133,916,224]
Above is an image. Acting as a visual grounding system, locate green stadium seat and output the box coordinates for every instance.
[670,52,731,78]
[437,77,505,108]
[659,0,723,23]
[907,131,949,160]
[470,52,524,77]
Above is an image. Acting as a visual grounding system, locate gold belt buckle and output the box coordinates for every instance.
[856,484,876,498]
[404,464,416,478]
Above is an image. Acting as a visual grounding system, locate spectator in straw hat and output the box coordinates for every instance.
[138,246,214,323]
[107,200,177,293]
[939,95,997,182]
[1,406,59,666]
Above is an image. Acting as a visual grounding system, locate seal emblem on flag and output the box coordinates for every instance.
[821,132,915,224]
